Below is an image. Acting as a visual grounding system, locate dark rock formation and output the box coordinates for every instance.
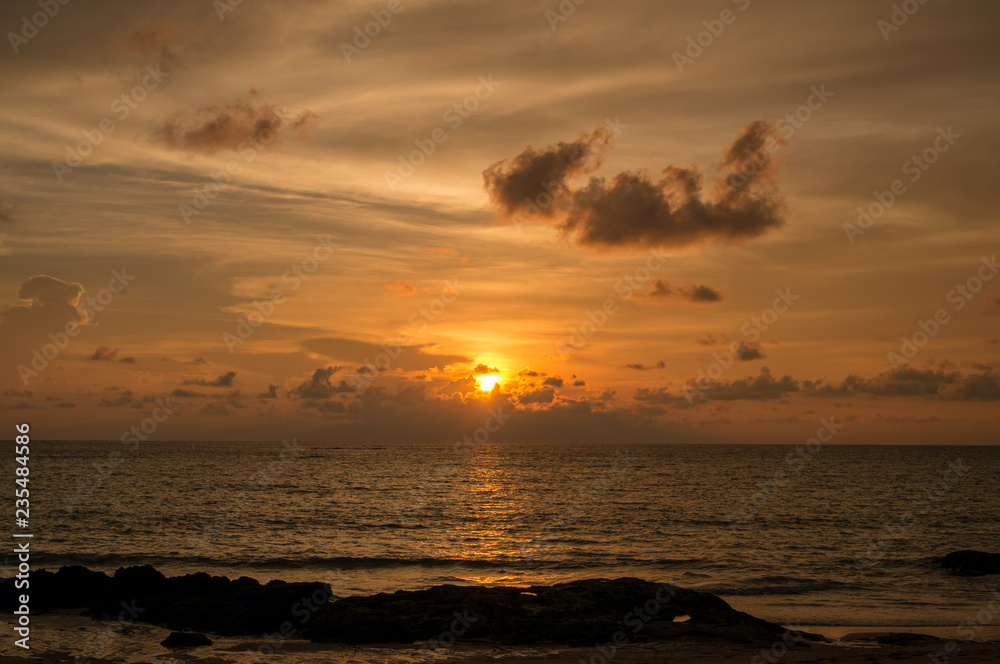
[304,577,825,646]
[161,631,213,648]
[1,568,822,646]
[0,565,330,635]
[933,550,1000,576]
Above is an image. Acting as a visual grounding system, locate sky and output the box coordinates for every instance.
[0,0,998,443]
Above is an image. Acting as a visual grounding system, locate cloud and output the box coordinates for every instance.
[483,127,613,218]
[573,379,586,386]
[624,361,665,371]
[91,346,120,361]
[518,386,556,405]
[259,385,280,399]
[734,342,766,361]
[472,363,500,374]
[171,388,203,398]
[803,368,1000,400]
[290,366,354,399]
[100,390,133,407]
[157,89,319,154]
[632,387,690,406]
[694,333,719,346]
[0,275,87,386]
[644,279,723,304]
[697,366,800,401]
[183,371,237,388]
[385,280,417,297]
[188,357,208,365]
[302,337,471,372]
[485,121,790,250]
[542,376,564,387]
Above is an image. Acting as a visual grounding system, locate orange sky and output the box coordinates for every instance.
[1,0,998,443]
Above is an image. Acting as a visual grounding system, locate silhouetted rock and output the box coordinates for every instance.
[161,631,213,648]
[0,566,330,636]
[304,577,825,646]
[933,550,1000,576]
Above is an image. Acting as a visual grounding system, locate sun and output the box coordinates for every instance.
[477,374,501,392]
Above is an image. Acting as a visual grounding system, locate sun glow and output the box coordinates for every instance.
[477,374,501,392]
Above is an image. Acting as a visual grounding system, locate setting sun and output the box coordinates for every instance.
[478,374,502,392]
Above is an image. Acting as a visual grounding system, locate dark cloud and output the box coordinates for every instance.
[157,89,319,154]
[483,127,612,218]
[100,390,133,407]
[472,363,500,375]
[573,379,586,386]
[119,356,136,364]
[632,387,690,406]
[542,376,564,387]
[188,357,209,365]
[644,280,723,304]
[518,387,556,405]
[171,388,203,398]
[697,366,800,401]
[259,385,280,399]
[734,342,766,361]
[624,361,665,371]
[290,366,354,400]
[486,121,790,250]
[183,371,237,388]
[302,337,470,372]
[803,368,1000,401]
[91,346,120,361]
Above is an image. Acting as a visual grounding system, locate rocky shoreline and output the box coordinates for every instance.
[3,566,821,647]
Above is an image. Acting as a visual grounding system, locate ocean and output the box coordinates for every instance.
[10,441,1000,632]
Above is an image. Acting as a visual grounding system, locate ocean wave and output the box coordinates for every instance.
[696,579,844,596]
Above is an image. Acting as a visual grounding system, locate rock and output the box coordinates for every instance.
[161,631,213,648]
[1,566,330,636]
[303,577,827,646]
[933,550,1000,576]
